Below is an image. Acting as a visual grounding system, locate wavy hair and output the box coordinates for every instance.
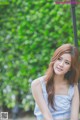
[45,44,80,109]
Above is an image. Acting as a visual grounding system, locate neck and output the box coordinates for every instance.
[54,74,65,84]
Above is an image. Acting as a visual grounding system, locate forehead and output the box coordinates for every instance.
[60,53,71,61]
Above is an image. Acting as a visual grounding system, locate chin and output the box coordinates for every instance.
[55,73,64,76]
[54,70,64,75]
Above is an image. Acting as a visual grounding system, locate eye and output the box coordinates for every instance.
[65,61,70,65]
[58,57,62,61]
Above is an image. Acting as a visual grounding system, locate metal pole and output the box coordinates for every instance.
[71,0,78,47]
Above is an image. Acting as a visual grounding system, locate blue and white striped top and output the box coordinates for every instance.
[34,76,74,120]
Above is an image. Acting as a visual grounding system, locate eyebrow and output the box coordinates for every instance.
[65,60,71,63]
[60,57,71,63]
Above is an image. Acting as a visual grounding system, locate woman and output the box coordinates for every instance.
[31,44,80,120]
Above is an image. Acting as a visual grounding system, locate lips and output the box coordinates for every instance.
[57,67,63,71]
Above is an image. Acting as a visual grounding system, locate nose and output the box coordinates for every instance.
[59,61,64,67]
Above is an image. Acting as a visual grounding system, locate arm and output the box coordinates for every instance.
[31,76,53,120]
[70,84,79,120]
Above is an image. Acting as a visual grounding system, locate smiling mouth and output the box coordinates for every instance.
[57,67,63,71]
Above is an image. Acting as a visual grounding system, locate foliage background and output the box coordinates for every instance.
[0,0,80,115]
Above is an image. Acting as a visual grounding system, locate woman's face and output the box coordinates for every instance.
[53,53,71,76]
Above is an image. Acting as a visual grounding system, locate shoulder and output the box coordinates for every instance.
[71,84,79,105]
[71,84,79,98]
[70,83,78,89]
[68,84,78,98]
[31,75,46,88]
[31,76,46,95]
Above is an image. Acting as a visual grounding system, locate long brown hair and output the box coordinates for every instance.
[45,44,80,109]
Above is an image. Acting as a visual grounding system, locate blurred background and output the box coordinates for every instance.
[0,0,80,120]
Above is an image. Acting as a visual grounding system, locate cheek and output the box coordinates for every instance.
[53,64,56,71]
[54,61,58,66]
[53,62,58,71]
[53,62,57,68]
